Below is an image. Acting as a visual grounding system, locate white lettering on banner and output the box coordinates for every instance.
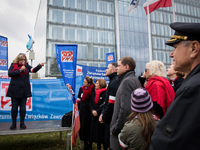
[87,71,106,76]
[50,114,63,119]
[0,82,32,111]
[26,114,48,120]
[0,115,11,119]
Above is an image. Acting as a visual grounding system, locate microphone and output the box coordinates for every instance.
[22,62,25,72]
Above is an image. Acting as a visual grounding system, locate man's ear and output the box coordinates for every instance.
[191,41,200,58]
[125,64,130,71]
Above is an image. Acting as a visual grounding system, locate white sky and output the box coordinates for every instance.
[0,0,40,66]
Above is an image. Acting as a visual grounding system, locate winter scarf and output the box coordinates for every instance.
[12,63,27,77]
[94,88,107,104]
[82,84,94,101]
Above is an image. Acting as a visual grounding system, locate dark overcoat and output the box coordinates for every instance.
[78,86,95,141]
[150,64,200,150]
[89,90,106,143]
[6,63,41,98]
[110,70,141,150]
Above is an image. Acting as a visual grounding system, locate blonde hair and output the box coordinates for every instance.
[13,53,28,63]
[146,60,165,77]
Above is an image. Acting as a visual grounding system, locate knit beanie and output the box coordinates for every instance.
[131,87,153,113]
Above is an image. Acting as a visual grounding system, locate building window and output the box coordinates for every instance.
[69,28,75,41]
[53,0,63,7]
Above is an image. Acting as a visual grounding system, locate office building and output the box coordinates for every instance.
[34,0,200,77]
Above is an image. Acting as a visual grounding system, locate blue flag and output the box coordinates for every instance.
[106,52,115,67]
[0,36,8,70]
[56,44,77,104]
[26,34,34,50]
[128,0,139,13]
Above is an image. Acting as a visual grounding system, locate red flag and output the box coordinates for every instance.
[143,0,172,14]
[72,102,80,146]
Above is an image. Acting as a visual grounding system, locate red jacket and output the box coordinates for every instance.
[145,76,175,115]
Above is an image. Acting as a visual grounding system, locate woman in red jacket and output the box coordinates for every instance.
[145,60,175,119]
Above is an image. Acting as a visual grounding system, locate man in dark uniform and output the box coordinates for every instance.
[150,22,200,150]
[99,62,120,149]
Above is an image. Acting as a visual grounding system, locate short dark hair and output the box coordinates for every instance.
[110,62,118,68]
[119,57,136,71]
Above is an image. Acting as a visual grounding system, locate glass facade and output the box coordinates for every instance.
[46,0,116,76]
[150,0,200,69]
[34,0,200,77]
[117,0,149,75]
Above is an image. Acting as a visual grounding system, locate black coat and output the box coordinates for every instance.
[173,77,184,92]
[78,86,95,141]
[102,72,120,123]
[150,64,200,150]
[6,63,41,98]
[89,90,106,143]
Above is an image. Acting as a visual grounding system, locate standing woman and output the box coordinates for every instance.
[7,53,45,129]
[77,77,95,150]
[145,60,175,119]
[90,79,107,150]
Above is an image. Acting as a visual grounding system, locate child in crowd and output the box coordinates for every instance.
[118,88,160,150]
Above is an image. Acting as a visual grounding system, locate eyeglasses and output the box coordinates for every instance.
[145,68,149,72]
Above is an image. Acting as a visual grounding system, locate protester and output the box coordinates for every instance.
[7,53,45,129]
[110,57,141,150]
[166,63,185,92]
[118,88,160,150]
[145,60,175,119]
[150,22,200,150]
[138,71,148,87]
[77,77,94,150]
[90,79,107,150]
[99,62,120,149]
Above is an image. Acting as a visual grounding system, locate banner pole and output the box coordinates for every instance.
[71,103,75,150]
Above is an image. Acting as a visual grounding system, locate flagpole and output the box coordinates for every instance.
[71,103,74,150]
[147,0,152,61]
[115,0,121,60]
[172,0,176,22]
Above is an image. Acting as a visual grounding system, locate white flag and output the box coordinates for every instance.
[128,0,139,13]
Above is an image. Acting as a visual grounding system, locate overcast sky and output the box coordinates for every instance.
[0,0,40,66]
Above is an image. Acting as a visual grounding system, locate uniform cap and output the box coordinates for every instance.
[165,22,200,46]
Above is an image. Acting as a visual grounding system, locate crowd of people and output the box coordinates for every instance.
[76,22,200,150]
[7,22,200,150]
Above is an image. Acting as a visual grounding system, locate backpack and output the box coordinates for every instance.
[61,111,72,127]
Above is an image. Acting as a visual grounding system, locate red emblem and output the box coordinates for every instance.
[108,55,113,61]
[61,51,73,62]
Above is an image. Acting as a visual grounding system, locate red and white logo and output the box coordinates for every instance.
[61,51,73,62]
[108,55,113,61]
[0,82,32,111]
[0,59,7,66]
[0,40,8,47]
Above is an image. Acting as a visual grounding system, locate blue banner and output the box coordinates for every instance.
[0,36,8,70]
[106,52,115,67]
[56,44,77,103]
[0,78,73,122]
[0,64,108,123]
[76,64,109,84]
